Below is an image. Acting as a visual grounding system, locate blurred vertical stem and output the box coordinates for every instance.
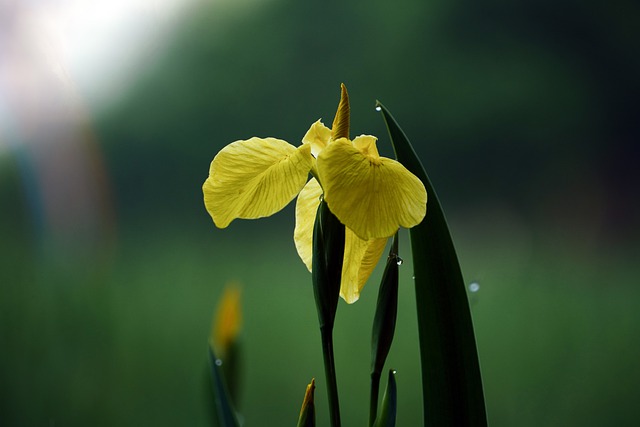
[207,347,240,427]
[311,200,345,427]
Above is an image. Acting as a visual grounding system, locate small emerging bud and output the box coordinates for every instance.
[211,282,242,357]
[297,378,316,427]
[210,282,243,405]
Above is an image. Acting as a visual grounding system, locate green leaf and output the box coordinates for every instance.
[377,102,487,426]
[311,200,344,426]
[371,234,400,376]
[373,370,397,427]
[312,200,345,330]
[208,347,241,427]
[370,234,400,426]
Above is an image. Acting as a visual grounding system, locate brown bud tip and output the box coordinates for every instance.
[297,378,316,426]
[303,378,316,406]
[331,83,350,141]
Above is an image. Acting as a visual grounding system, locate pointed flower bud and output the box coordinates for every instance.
[371,234,400,376]
[210,283,243,404]
[297,378,316,427]
[330,83,350,141]
[311,200,345,330]
[211,282,242,357]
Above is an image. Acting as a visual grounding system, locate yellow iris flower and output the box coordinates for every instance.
[203,84,427,303]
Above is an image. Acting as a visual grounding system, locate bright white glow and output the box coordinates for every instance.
[0,1,201,242]
[45,0,194,106]
[0,0,198,154]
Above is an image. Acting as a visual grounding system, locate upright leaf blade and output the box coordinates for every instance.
[373,370,397,427]
[311,200,344,427]
[312,200,345,330]
[377,102,487,426]
[370,234,400,426]
[208,347,241,427]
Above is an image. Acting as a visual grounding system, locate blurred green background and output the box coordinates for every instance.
[1,0,639,425]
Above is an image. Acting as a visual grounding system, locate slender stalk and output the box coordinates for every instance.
[369,371,381,426]
[320,325,341,427]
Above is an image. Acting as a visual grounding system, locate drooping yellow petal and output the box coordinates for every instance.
[294,178,323,272]
[353,134,380,158]
[203,138,313,228]
[302,120,331,157]
[317,138,427,240]
[294,178,388,303]
[340,233,388,304]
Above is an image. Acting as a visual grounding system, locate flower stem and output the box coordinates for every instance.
[320,325,341,427]
[369,371,381,426]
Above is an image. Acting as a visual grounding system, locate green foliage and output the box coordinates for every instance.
[311,200,346,426]
[378,102,487,425]
[311,201,345,331]
[373,370,397,427]
[207,348,240,427]
[2,0,639,424]
[369,235,400,425]
[2,224,640,425]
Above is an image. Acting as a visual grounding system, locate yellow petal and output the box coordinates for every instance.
[302,120,331,157]
[203,138,313,228]
[340,233,388,304]
[294,178,388,303]
[317,138,427,240]
[353,134,380,158]
[294,178,323,272]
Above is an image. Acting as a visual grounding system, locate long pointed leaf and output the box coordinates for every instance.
[370,234,400,426]
[377,102,487,426]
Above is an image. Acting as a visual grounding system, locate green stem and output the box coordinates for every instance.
[320,325,341,427]
[369,371,381,426]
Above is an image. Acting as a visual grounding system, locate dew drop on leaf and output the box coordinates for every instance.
[468,282,480,293]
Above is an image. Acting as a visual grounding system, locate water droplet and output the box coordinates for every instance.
[215,359,223,366]
[318,194,324,202]
[375,106,382,112]
[412,275,415,280]
[396,256,403,266]
[468,282,480,293]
